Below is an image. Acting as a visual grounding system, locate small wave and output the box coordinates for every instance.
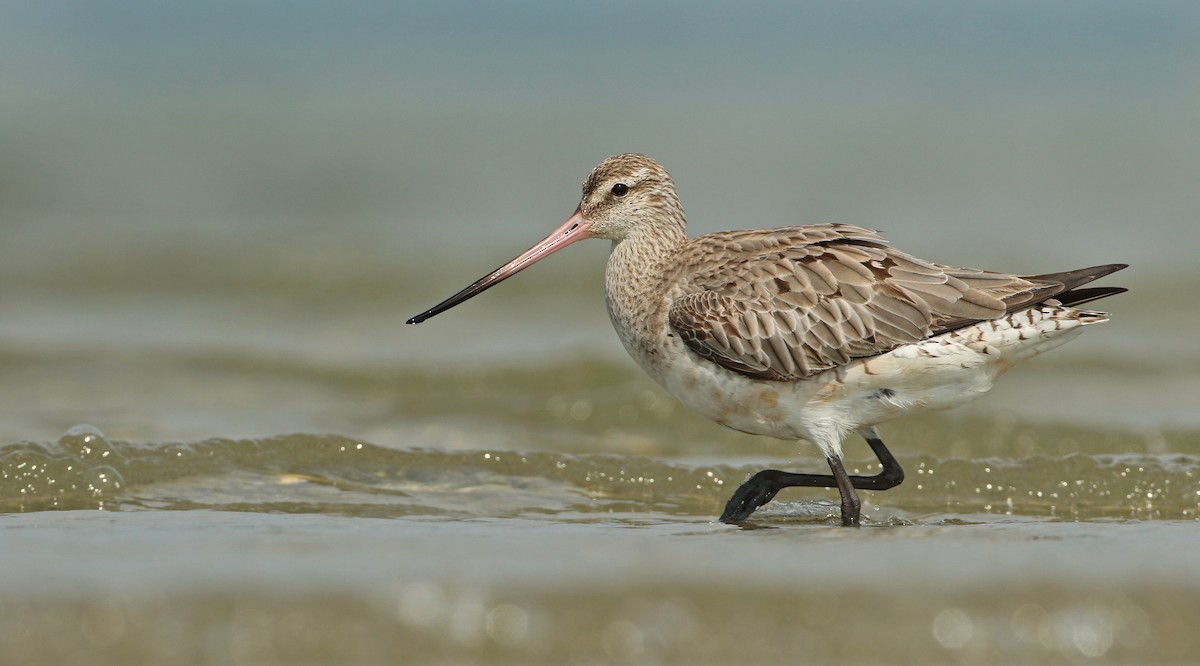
[2,426,1198,521]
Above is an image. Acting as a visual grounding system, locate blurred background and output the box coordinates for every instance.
[2,2,1199,664]
[1,0,1197,444]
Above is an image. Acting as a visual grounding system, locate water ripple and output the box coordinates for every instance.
[2,426,1197,522]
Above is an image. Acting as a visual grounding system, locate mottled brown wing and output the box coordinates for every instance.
[667,224,1056,380]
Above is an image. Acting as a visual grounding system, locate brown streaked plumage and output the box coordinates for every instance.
[665,223,1114,381]
[408,153,1127,526]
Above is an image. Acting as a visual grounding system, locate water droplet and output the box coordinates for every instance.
[568,399,593,421]
[932,608,973,649]
[396,581,448,628]
[485,604,529,646]
[63,424,107,440]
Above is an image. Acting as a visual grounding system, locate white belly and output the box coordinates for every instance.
[616,305,1097,459]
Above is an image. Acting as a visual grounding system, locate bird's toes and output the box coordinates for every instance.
[718,483,773,523]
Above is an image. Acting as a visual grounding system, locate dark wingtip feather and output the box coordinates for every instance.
[989,263,1128,317]
[1025,263,1129,292]
[1054,286,1128,308]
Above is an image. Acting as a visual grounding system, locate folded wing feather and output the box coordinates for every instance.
[667,224,1059,380]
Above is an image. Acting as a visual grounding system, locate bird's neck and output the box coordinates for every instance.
[603,215,687,362]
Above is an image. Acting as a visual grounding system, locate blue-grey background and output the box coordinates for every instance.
[2,0,1195,439]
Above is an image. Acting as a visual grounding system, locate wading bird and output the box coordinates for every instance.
[407,154,1126,525]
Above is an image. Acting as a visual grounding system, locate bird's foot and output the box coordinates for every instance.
[718,470,790,523]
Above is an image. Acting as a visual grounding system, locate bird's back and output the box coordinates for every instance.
[663,224,1126,381]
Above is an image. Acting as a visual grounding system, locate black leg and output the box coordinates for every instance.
[827,455,860,527]
[718,432,905,524]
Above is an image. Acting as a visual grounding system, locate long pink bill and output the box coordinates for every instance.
[406,208,592,324]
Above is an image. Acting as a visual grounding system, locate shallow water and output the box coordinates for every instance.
[5,511,1200,665]
[3,370,1199,664]
[4,3,1200,664]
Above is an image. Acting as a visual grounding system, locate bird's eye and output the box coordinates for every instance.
[611,183,629,197]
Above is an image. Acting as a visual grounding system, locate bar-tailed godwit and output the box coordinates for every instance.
[408,154,1126,526]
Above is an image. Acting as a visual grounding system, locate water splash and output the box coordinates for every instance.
[2,429,1197,521]
[1,425,126,511]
